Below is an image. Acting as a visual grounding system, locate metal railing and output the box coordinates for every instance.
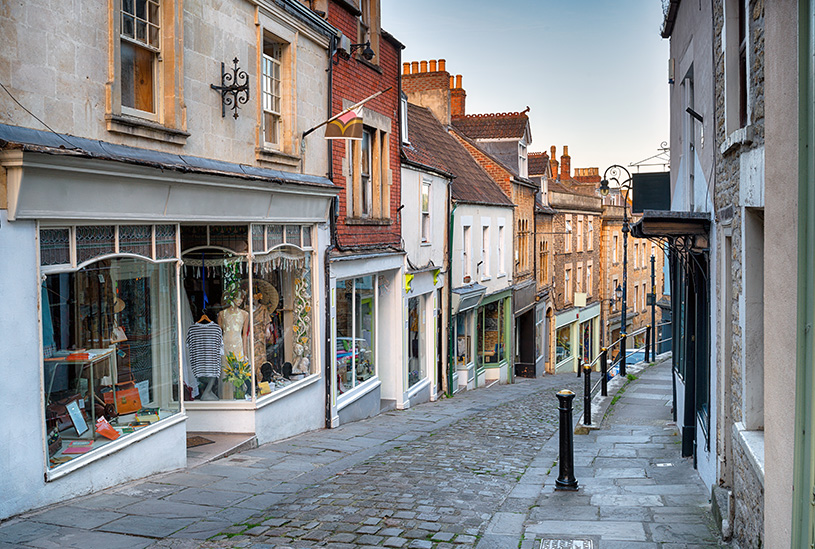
[580,322,672,426]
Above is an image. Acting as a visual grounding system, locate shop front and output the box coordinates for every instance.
[513,279,537,378]
[399,269,443,408]
[0,128,336,519]
[475,290,512,386]
[554,302,600,373]
[329,252,402,426]
[451,284,485,392]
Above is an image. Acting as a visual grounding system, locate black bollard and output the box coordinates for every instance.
[645,325,651,363]
[555,390,579,491]
[600,348,608,397]
[583,363,591,426]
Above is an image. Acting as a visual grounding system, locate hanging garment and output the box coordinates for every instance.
[186,323,224,379]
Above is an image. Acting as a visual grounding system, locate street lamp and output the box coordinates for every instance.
[600,165,633,377]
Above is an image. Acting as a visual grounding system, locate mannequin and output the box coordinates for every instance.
[219,292,249,398]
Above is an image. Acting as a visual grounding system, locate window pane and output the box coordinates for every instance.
[119,225,153,257]
[556,325,572,364]
[122,14,135,38]
[155,224,177,259]
[252,250,313,396]
[76,225,115,264]
[407,296,424,388]
[354,276,375,385]
[336,279,353,394]
[456,313,471,367]
[285,225,301,247]
[40,228,71,266]
[120,41,154,113]
[43,258,179,468]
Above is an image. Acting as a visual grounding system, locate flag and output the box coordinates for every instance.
[325,108,363,140]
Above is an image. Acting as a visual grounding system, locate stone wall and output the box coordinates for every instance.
[712,0,766,545]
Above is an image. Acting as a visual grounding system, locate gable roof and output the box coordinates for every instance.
[528,152,549,177]
[451,111,530,141]
[403,103,514,207]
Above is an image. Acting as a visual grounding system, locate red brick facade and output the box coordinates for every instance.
[328,1,402,250]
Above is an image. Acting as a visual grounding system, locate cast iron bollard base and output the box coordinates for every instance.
[555,389,579,491]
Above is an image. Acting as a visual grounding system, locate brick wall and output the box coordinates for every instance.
[328,0,402,250]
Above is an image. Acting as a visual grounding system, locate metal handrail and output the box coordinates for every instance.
[580,322,670,426]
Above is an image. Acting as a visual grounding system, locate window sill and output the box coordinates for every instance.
[337,376,381,411]
[734,422,765,488]
[256,147,301,169]
[497,272,507,278]
[481,276,491,282]
[46,412,186,482]
[345,217,392,226]
[420,241,432,247]
[720,125,755,156]
[106,113,190,145]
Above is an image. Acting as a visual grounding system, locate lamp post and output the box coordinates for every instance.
[599,165,633,377]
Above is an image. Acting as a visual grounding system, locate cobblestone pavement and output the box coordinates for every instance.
[199,377,584,549]
[1,359,724,549]
[0,374,583,549]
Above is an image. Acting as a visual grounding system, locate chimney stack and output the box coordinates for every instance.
[550,146,559,180]
[560,145,571,180]
[451,74,466,118]
[402,58,454,125]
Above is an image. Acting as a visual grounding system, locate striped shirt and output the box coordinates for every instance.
[186,323,224,379]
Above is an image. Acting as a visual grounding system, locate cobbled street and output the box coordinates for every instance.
[2,360,724,548]
[200,376,584,549]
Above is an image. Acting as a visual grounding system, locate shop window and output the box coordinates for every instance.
[180,224,315,402]
[407,296,425,388]
[556,324,572,365]
[336,276,376,394]
[42,255,180,470]
[455,313,472,367]
[535,308,544,360]
[477,300,505,367]
[580,320,594,363]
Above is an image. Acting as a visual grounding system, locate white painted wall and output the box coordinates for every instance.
[401,166,448,269]
[452,203,514,295]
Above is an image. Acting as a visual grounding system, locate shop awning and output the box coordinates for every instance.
[452,283,487,315]
[629,210,710,239]
[0,123,338,222]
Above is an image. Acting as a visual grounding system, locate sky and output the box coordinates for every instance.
[382,0,670,175]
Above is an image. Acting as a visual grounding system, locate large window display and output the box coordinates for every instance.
[556,324,572,365]
[455,312,472,367]
[477,299,506,366]
[40,225,180,469]
[336,276,376,394]
[181,224,315,401]
[407,295,425,388]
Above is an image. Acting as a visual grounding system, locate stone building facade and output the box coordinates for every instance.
[547,147,603,374]
[711,0,766,546]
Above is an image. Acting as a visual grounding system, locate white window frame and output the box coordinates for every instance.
[462,224,472,284]
[421,180,431,243]
[564,216,572,253]
[262,39,283,148]
[497,222,506,277]
[481,223,491,280]
[120,0,161,120]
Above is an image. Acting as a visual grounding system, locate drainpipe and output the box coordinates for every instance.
[324,34,337,429]
[447,198,457,396]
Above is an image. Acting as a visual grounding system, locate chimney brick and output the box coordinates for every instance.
[561,145,571,180]
[451,74,466,117]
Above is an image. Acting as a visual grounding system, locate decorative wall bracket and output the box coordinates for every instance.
[211,58,249,119]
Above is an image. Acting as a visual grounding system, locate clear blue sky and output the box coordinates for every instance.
[382,0,670,174]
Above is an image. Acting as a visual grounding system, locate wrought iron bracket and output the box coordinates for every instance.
[211,58,249,119]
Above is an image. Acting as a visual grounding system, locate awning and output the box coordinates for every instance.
[630,210,710,239]
[452,283,487,315]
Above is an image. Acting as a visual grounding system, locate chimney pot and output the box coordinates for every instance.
[403,62,410,75]
[420,60,428,73]
[439,59,446,72]
[429,59,437,72]
[564,145,569,156]
[455,75,462,89]
[449,75,455,88]
[411,61,419,74]
[550,145,556,157]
